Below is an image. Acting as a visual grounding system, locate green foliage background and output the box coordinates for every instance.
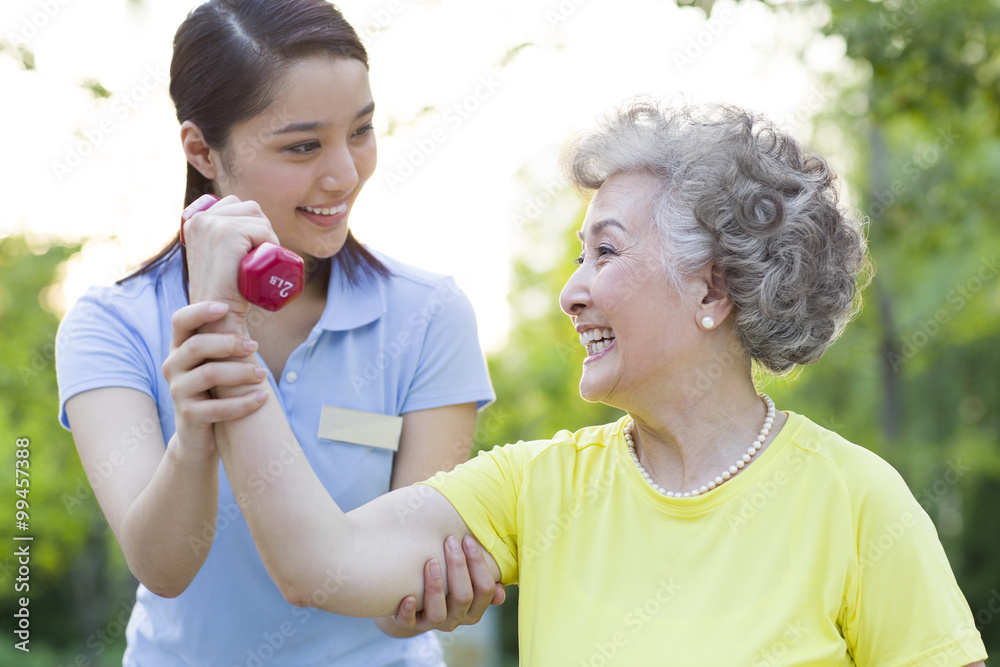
[0,238,136,666]
[2,0,998,663]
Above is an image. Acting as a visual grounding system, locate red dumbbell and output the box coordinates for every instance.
[180,195,304,311]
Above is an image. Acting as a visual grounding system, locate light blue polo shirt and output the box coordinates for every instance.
[56,248,495,666]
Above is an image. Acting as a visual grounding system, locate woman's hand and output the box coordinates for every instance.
[181,194,281,316]
[376,534,505,638]
[162,301,268,461]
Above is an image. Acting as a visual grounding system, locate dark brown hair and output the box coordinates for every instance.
[120,0,389,291]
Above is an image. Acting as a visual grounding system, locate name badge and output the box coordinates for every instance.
[317,406,402,452]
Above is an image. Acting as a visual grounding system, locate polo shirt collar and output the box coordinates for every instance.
[315,261,387,332]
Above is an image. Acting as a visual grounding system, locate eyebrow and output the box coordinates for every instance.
[270,101,376,136]
[576,218,628,242]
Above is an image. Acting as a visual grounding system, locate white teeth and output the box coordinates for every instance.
[302,204,347,216]
[580,327,615,354]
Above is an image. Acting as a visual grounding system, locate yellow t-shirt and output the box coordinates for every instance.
[420,412,987,666]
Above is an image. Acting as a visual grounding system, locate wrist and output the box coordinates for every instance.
[188,285,250,326]
[166,433,221,469]
[198,311,250,338]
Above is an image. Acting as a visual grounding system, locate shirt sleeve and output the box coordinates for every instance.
[56,285,159,430]
[841,452,987,666]
[418,442,526,585]
[400,277,495,413]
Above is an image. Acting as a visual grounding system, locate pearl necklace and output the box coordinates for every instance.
[624,393,775,498]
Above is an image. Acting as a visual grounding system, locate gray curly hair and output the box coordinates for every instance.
[566,99,870,375]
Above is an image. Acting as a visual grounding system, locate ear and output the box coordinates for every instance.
[694,262,733,330]
[180,121,221,182]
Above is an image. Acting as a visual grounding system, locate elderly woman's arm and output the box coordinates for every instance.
[212,376,500,616]
[178,294,503,618]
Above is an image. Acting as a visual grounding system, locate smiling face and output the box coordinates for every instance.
[211,56,376,260]
[559,171,712,409]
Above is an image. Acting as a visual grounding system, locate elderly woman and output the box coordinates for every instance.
[171,100,987,665]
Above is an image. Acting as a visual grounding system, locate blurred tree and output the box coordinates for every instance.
[802,0,1000,652]
[0,237,135,665]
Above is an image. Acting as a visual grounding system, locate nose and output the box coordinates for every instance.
[559,264,592,317]
[319,142,359,194]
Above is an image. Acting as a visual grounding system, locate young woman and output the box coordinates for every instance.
[56,1,499,664]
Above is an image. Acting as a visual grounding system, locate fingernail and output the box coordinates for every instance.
[182,193,220,220]
[254,367,267,379]
[429,560,441,578]
[244,340,259,352]
[447,535,461,554]
[463,535,480,554]
[209,302,228,314]
[255,391,267,402]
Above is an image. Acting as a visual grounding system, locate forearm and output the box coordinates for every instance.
[118,441,219,597]
[203,315,488,618]
[212,377,359,608]
[200,309,361,610]
[213,378,485,617]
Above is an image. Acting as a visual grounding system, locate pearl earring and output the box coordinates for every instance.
[701,316,715,329]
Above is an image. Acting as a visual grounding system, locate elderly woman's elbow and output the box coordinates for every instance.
[273,574,315,608]
[282,589,314,608]
[272,568,333,608]
[142,576,192,599]
[274,563,362,613]
[129,561,196,598]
